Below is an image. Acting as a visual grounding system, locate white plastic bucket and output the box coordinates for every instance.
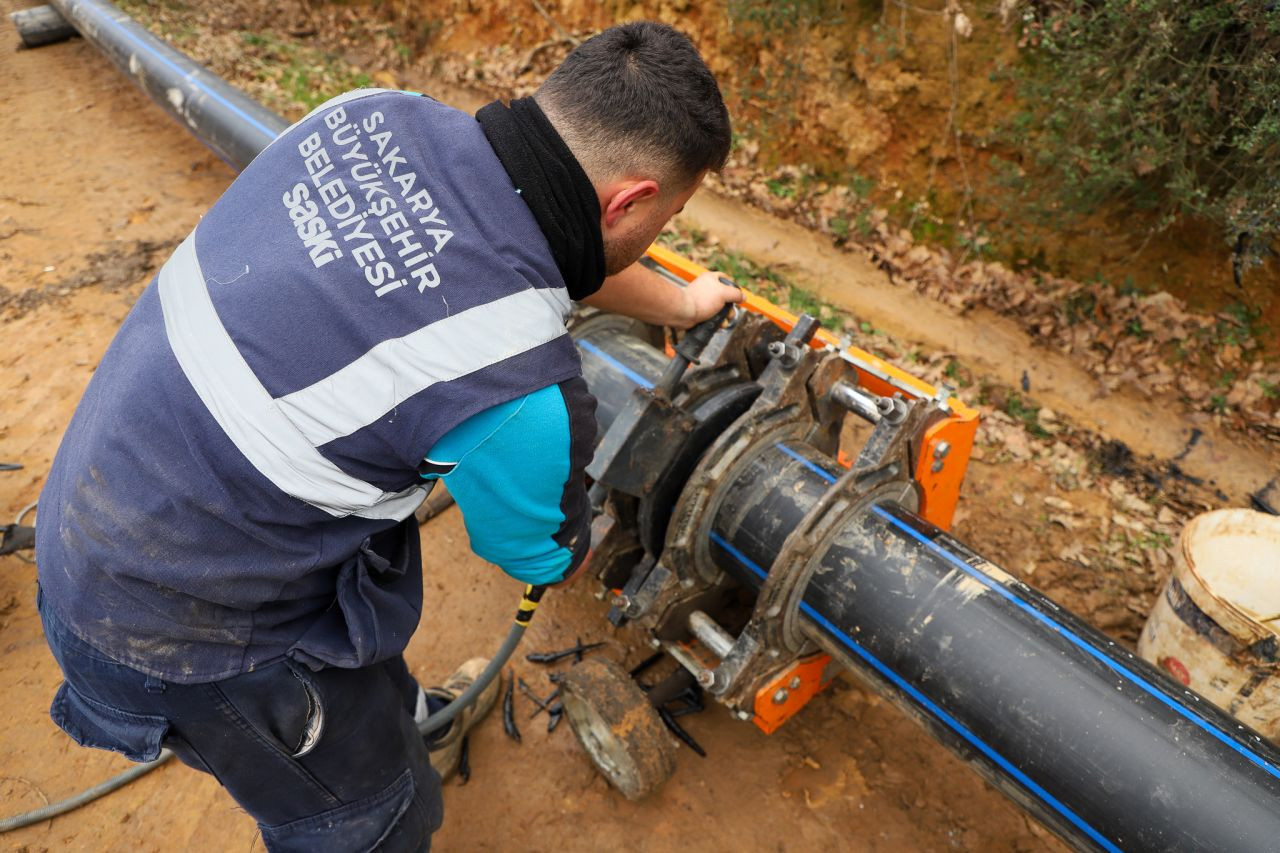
[1138,508,1280,739]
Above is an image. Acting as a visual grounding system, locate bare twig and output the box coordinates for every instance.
[945,1,977,258]
[894,0,977,264]
[0,775,52,830]
[531,0,580,46]
[887,0,948,17]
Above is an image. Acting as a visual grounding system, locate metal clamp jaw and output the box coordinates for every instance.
[584,311,780,620]
[585,305,759,502]
[658,314,838,584]
[655,328,953,719]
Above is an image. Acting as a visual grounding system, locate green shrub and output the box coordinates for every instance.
[1012,0,1280,269]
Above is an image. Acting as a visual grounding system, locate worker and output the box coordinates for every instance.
[34,21,738,851]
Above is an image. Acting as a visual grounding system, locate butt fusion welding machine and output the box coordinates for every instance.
[558,244,978,798]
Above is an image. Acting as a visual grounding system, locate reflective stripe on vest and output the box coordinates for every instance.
[159,231,569,520]
[275,285,570,447]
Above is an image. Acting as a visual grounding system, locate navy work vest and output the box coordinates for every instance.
[37,91,584,681]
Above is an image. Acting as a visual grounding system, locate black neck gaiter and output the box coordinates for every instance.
[476,97,606,301]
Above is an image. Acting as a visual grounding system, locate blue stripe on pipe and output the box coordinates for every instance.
[870,503,1280,784]
[774,443,839,484]
[576,340,655,390]
[103,16,281,143]
[707,529,1120,853]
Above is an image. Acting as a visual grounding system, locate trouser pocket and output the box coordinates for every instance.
[259,767,432,853]
[50,682,169,763]
[214,660,325,758]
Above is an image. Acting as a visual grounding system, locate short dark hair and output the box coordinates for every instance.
[535,21,731,189]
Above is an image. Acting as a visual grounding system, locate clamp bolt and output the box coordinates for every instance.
[789,676,802,690]
[933,440,951,459]
[772,688,790,705]
[767,340,802,369]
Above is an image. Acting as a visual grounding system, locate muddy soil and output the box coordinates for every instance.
[0,6,1270,853]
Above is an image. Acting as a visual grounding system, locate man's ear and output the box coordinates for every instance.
[602,180,660,229]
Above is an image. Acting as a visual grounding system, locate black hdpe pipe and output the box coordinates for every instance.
[579,335,1280,852]
[39,5,1280,847]
[48,0,288,169]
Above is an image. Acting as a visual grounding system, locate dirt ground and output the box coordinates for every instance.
[0,7,1270,852]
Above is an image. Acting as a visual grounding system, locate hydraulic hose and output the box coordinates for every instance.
[2,585,545,832]
[0,751,174,833]
[418,585,547,737]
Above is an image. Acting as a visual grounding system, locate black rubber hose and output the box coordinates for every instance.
[2,583,543,832]
[418,618,527,737]
[0,751,174,833]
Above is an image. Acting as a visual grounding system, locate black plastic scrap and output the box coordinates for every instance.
[502,668,521,743]
[525,638,605,665]
[525,684,560,720]
[546,701,564,733]
[457,735,471,785]
[514,676,550,712]
[1252,477,1280,516]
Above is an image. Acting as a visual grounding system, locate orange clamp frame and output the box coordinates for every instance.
[644,243,978,531]
[751,652,838,734]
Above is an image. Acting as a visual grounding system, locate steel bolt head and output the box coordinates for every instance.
[772,688,789,705]
[649,636,662,649]
[789,676,802,690]
[933,440,951,459]
[736,709,752,721]
[697,670,716,688]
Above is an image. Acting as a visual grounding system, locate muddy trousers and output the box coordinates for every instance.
[37,588,444,851]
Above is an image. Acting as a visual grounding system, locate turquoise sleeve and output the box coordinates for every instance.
[422,385,581,586]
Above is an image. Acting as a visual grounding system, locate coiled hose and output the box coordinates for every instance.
[1,584,546,833]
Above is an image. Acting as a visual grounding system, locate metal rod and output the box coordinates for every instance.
[687,609,734,659]
[664,643,715,690]
[830,380,882,424]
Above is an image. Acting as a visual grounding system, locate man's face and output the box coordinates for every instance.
[602,173,705,276]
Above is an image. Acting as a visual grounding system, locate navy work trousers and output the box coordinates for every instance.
[38,588,443,851]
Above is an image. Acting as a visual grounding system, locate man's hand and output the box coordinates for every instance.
[678,271,743,330]
[582,261,744,329]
